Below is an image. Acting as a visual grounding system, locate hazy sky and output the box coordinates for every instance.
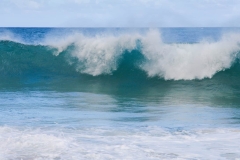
[0,0,240,27]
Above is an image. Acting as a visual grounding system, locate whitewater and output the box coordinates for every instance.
[0,28,240,160]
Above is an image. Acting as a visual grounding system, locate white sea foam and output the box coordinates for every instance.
[43,29,240,80]
[44,32,140,75]
[0,126,240,160]
[141,30,240,80]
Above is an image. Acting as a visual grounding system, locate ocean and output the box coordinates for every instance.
[0,27,240,160]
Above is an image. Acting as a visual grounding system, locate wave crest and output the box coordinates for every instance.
[1,29,240,80]
[44,29,240,80]
[141,31,240,80]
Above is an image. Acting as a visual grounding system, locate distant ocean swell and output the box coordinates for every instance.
[1,29,240,80]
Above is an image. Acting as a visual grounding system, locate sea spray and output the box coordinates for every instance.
[41,29,240,79]
[1,28,240,80]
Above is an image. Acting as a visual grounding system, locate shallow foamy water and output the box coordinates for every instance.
[0,91,240,160]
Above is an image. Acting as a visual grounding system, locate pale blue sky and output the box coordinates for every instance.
[0,0,240,27]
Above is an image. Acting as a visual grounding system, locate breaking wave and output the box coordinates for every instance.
[1,29,240,80]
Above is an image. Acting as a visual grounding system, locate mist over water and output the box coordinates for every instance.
[1,28,240,159]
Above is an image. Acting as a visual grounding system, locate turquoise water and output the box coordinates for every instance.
[0,28,240,159]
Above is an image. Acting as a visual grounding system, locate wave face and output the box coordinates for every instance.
[1,28,240,81]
